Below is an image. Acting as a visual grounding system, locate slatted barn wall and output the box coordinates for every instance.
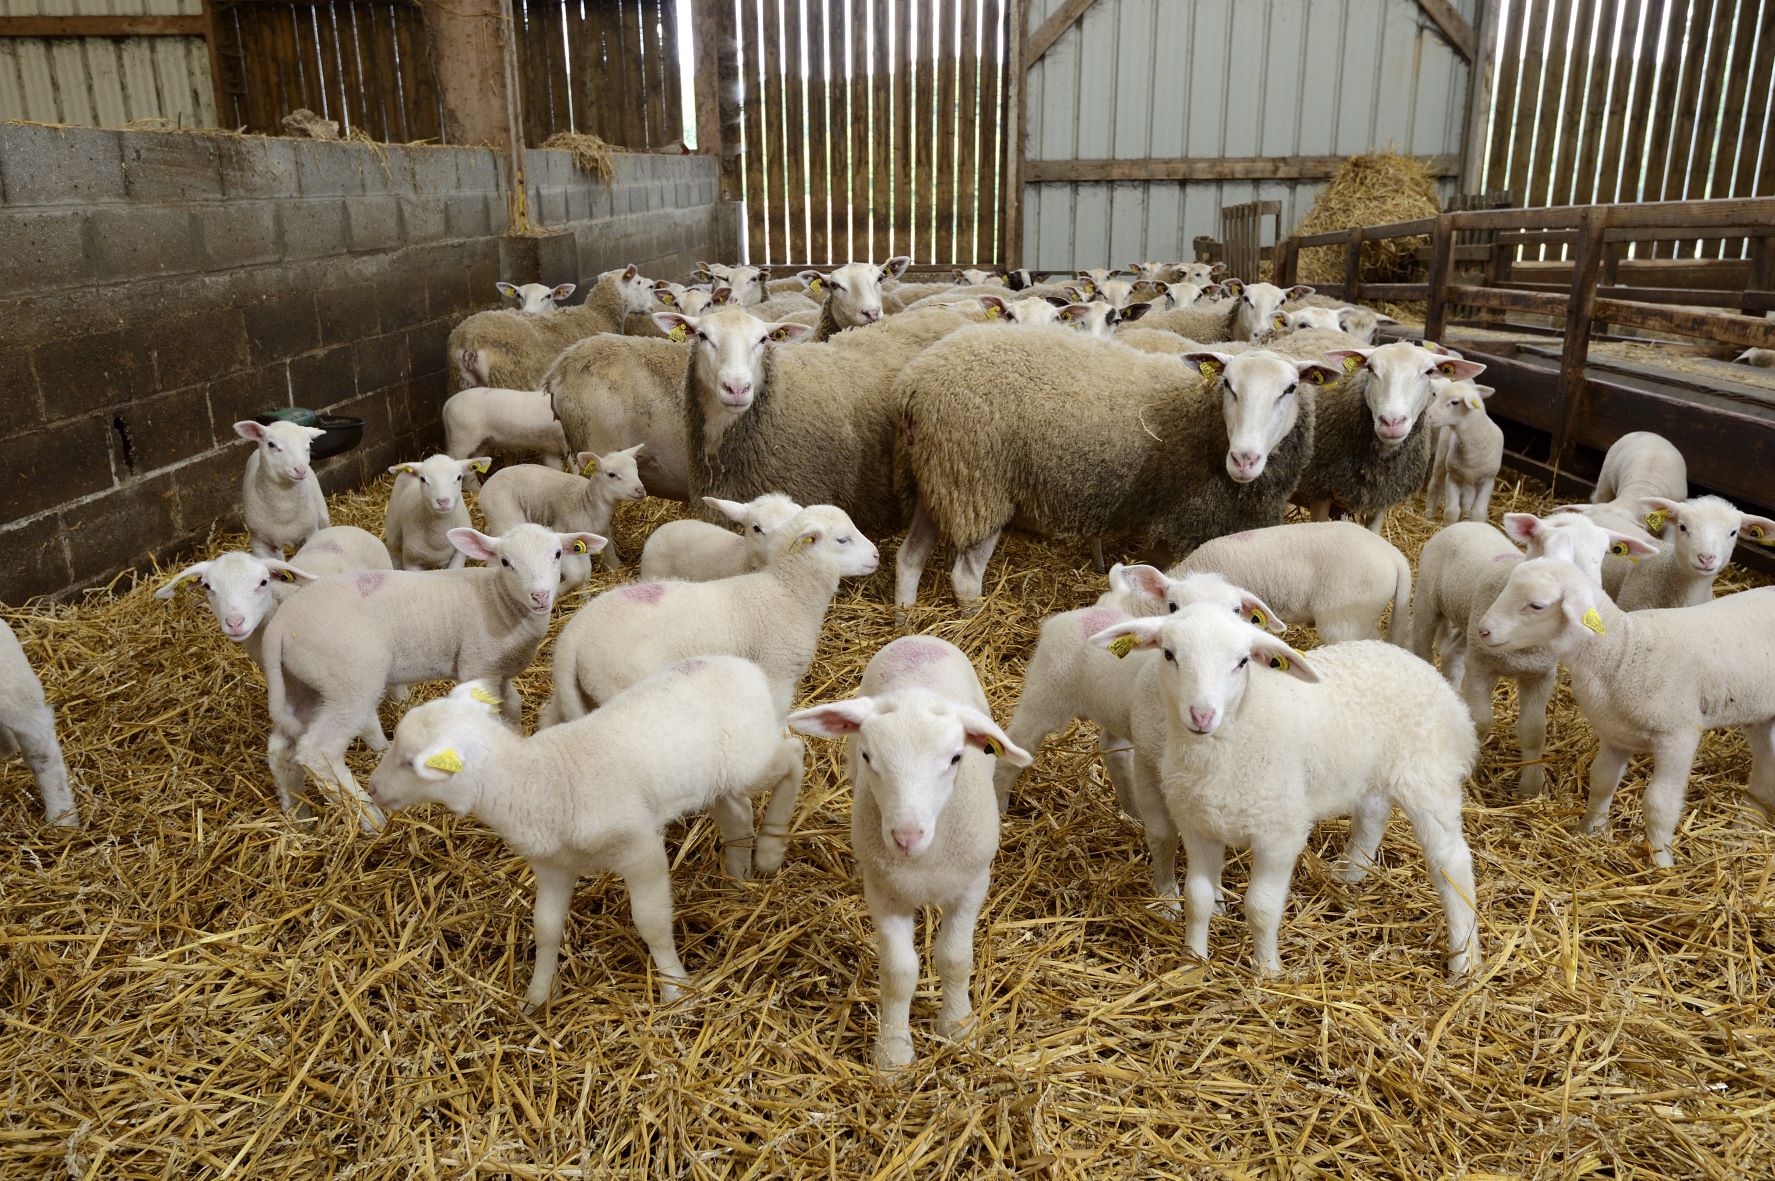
[0,0,215,127]
[1023,0,1474,272]
[1479,0,1775,259]
[514,0,685,149]
[725,0,1013,267]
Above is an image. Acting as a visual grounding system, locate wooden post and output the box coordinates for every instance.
[1276,236,1298,286]
[1004,0,1028,267]
[691,0,721,160]
[424,0,527,226]
[1552,206,1611,465]
[1424,214,1456,341]
[1746,236,1775,318]
[200,1,231,129]
[1459,0,1499,191]
[1342,229,1364,302]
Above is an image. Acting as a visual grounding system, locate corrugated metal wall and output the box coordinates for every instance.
[0,0,216,127]
[1023,0,1473,271]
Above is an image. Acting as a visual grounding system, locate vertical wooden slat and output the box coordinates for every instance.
[1523,0,1574,210]
[716,0,746,202]
[1692,0,1748,256]
[805,0,835,263]
[952,0,979,265]
[588,1,618,143]
[893,0,915,259]
[1729,0,1775,200]
[852,0,875,260]
[1659,0,1720,253]
[757,0,784,262]
[1484,0,1527,194]
[641,0,665,145]
[1502,0,1549,203]
[781,0,809,261]
[1545,0,1597,212]
[1001,0,1021,266]
[660,0,684,144]
[741,0,771,261]
[931,0,955,263]
[370,3,405,140]
[540,0,571,141]
[614,0,644,146]
[871,0,892,261]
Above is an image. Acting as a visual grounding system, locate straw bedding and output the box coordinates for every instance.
[3,473,1773,1179]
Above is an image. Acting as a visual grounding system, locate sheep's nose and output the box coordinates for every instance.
[1477,626,1491,639]
[292,465,309,479]
[224,615,246,631]
[862,307,882,322]
[631,485,647,500]
[720,380,751,403]
[1188,706,1217,732]
[1695,554,1718,570]
[530,589,553,608]
[435,498,455,512]
[891,827,925,854]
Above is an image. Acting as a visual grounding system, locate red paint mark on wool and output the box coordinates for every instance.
[1079,607,1127,638]
[674,657,709,674]
[355,572,386,597]
[621,582,666,604]
[1492,552,1524,563]
[1226,530,1256,542]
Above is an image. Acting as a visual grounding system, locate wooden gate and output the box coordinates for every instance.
[723,0,1014,268]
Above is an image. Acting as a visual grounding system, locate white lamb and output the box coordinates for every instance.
[477,445,648,585]
[496,281,575,314]
[442,387,572,471]
[995,568,1283,909]
[263,524,603,829]
[368,662,806,1007]
[1615,495,1775,610]
[545,505,878,723]
[1736,348,1775,367]
[383,454,487,570]
[638,493,803,582]
[1476,561,1775,866]
[1092,606,1481,977]
[234,420,329,558]
[1423,377,1503,523]
[788,636,1030,1067]
[1171,520,1414,644]
[1593,430,1688,507]
[0,619,77,827]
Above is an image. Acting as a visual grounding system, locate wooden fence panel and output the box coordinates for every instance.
[513,0,684,148]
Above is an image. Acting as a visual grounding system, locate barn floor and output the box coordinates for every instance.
[3,473,1773,1179]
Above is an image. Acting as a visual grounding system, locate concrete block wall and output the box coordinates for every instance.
[0,125,728,603]
[525,150,733,279]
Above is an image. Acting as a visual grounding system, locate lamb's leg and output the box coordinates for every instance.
[1335,793,1391,883]
[1089,537,1108,574]
[1642,733,1701,868]
[522,862,577,1011]
[598,543,622,573]
[1400,796,1481,978]
[1458,653,1497,741]
[708,794,756,879]
[752,736,805,875]
[446,551,468,571]
[864,877,919,1068]
[499,679,522,725]
[993,671,1079,811]
[267,730,311,817]
[1439,626,1468,690]
[8,708,76,827]
[1410,596,1442,665]
[1469,476,1496,523]
[1514,671,1556,799]
[1441,474,1464,525]
[1745,722,1775,822]
[249,537,280,560]
[1180,829,1226,962]
[1127,752,1179,913]
[1365,508,1388,535]
[950,529,1004,613]
[615,838,690,1001]
[1098,732,1138,819]
[1577,740,1633,836]
[1310,499,1333,522]
[893,499,941,616]
[1315,610,1371,645]
[1244,836,1308,975]
[933,870,990,1040]
[295,703,388,832]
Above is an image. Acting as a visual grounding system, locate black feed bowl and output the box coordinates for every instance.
[252,410,367,460]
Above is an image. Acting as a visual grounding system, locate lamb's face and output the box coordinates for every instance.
[395,454,480,515]
[777,505,879,576]
[1161,571,1287,633]
[979,295,1075,327]
[1503,511,1656,584]
[722,265,771,307]
[1327,342,1487,447]
[1233,282,1311,341]
[610,264,657,315]
[954,267,1008,286]
[1425,377,1485,431]
[810,261,891,326]
[236,419,323,483]
[451,523,604,616]
[585,445,647,502]
[1282,306,1344,334]
[1647,495,1770,576]
[649,281,690,311]
[742,494,803,557]
[657,307,816,414]
[368,690,499,814]
[1475,558,1592,653]
[1175,262,1225,287]
[155,551,314,640]
[1190,350,1338,483]
[678,287,717,315]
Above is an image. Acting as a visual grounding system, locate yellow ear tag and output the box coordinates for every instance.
[1268,653,1291,671]
[1609,542,1629,557]
[1581,608,1607,636]
[1438,362,1459,376]
[469,686,503,707]
[1197,360,1221,379]
[272,568,296,583]
[1107,634,1137,659]
[984,304,1001,319]
[1059,310,1074,321]
[1644,509,1668,534]
[1342,354,1362,374]
[425,748,464,774]
[1467,397,1484,410]
[668,324,688,343]
[659,292,675,305]
[980,739,1000,757]
[570,539,589,555]
[1418,339,1441,352]
[471,460,490,475]
[1750,523,1771,544]
[809,278,824,293]
[1272,314,1288,329]
[1249,609,1267,628]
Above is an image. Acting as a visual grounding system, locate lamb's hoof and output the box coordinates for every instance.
[1153,895,1182,920]
[957,601,983,619]
[1332,861,1371,885]
[1571,814,1607,836]
[873,1036,914,1070]
[1447,949,1478,979]
[1650,848,1675,869]
[659,981,686,1003]
[935,1010,972,1040]
[893,609,911,628]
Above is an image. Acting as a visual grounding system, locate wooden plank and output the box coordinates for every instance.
[951,0,979,265]
[1026,0,1094,65]
[619,0,649,147]
[1459,0,1498,189]
[804,0,834,263]
[643,0,670,146]
[660,0,683,144]
[740,0,770,257]
[200,0,231,126]
[1022,154,1462,182]
[693,0,720,152]
[780,0,809,262]
[1413,0,1476,61]
[0,15,207,36]
[540,0,571,141]
[893,0,914,259]
[1482,0,1525,192]
[1002,0,1024,266]
[1522,0,1575,210]
[714,0,744,201]
[1424,216,1455,340]
[1554,207,1610,460]
[369,2,406,141]
[870,0,893,262]
[990,0,1014,265]
[931,0,954,264]
[399,1,443,142]
[760,0,789,262]
[844,0,867,259]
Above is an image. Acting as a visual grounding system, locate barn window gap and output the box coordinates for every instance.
[112,417,137,476]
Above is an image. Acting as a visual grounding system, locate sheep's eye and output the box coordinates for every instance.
[1285,382,1298,395]
[861,751,872,765]
[1224,384,1238,400]
[1679,524,1688,533]
[838,536,851,544]
[1168,602,1179,614]
[268,441,280,451]
[1163,649,1175,662]
[1238,656,1249,668]
[501,558,511,568]
[1528,601,1546,611]
[949,753,961,766]
[1729,528,1738,536]
[608,471,617,478]
[752,524,763,534]
[258,578,269,588]
[554,549,562,559]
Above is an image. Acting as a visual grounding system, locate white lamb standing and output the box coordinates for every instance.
[1170,520,1414,644]
[789,635,1031,1068]
[477,445,648,585]
[638,493,803,582]
[262,524,603,830]
[996,568,1283,909]
[496,280,576,314]
[1614,495,1775,610]
[1476,562,1775,867]
[383,454,488,571]
[1422,377,1503,523]
[442,387,573,472]
[369,662,805,1008]
[1092,606,1482,977]
[544,505,878,723]
[0,619,78,827]
[234,420,329,558]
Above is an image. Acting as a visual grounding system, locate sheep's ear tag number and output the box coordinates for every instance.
[1268,653,1292,671]
[1107,634,1137,659]
[1581,608,1607,636]
[668,324,688,343]
[469,687,503,707]
[1645,509,1668,534]
[425,748,464,774]
[471,460,490,474]
[1341,354,1362,374]
[570,539,590,555]
[1197,360,1222,379]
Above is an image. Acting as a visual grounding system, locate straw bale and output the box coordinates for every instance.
[2,470,1773,1179]
[1296,153,1442,288]
[543,132,619,185]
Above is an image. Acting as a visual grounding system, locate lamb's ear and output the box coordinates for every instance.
[1269,311,1290,331]
[558,531,608,557]
[1087,618,1166,659]
[496,282,519,299]
[709,286,733,305]
[1114,563,1172,603]
[651,286,679,307]
[881,255,913,280]
[551,283,576,301]
[412,737,468,780]
[574,451,602,474]
[1472,383,1496,400]
[1285,284,1315,300]
[449,679,506,713]
[461,456,492,476]
[1741,513,1775,546]
[1433,356,1488,381]
[1132,279,1169,297]
[796,268,826,294]
[233,420,268,443]
[1604,530,1659,560]
[952,268,968,283]
[703,496,749,522]
[957,707,1034,767]
[1042,294,1071,308]
[1558,575,1603,636]
[978,295,1010,320]
[622,263,639,280]
[786,698,877,738]
[154,561,212,599]
[1055,303,1094,323]
[1238,591,1288,633]
[388,462,422,476]
[1322,348,1370,376]
[1501,512,1541,546]
[1221,278,1245,297]
[447,527,501,562]
[1639,496,1683,519]
[652,311,696,342]
[1250,634,1320,682]
[692,262,713,282]
[265,560,319,587]
[1120,300,1155,323]
[765,321,815,344]
[1199,283,1226,301]
[1210,262,1229,276]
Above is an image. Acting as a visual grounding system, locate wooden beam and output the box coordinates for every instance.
[200,1,229,127]
[691,0,721,161]
[1026,0,1097,66]
[0,15,205,36]
[1553,207,1610,463]
[1024,154,1461,183]
[1004,0,1028,267]
[1459,0,1498,187]
[1415,0,1477,61]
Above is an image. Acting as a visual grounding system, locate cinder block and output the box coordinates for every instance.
[289,343,357,408]
[34,327,155,420]
[0,123,125,207]
[456,149,500,193]
[354,332,411,394]
[279,199,350,260]
[199,201,281,270]
[425,262,472,319]
[407,147,459,194]
[317,282,381,345]
[444,191,492,240]
[207,363,292,438]
[121,133,223,202]
[118,384,214,473]
[171,446,248,536]
[315,448,366,495]
[0,347,42,437]
[156,308,250,390]
[0,209,90,295]
[377,262,431,332]
[0,512,72,606]
[0,416,116,522]
[402,196,447,243]
[216,136,301,200]
[242,291,321,365]
[88,205,199,283]
[404,319,452,381]
[294,141,367,197]
[346,196,401,253]
[565,184,591,223]
[588,181,614,221]
[61,472,179,587]
[539,186,569,226]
